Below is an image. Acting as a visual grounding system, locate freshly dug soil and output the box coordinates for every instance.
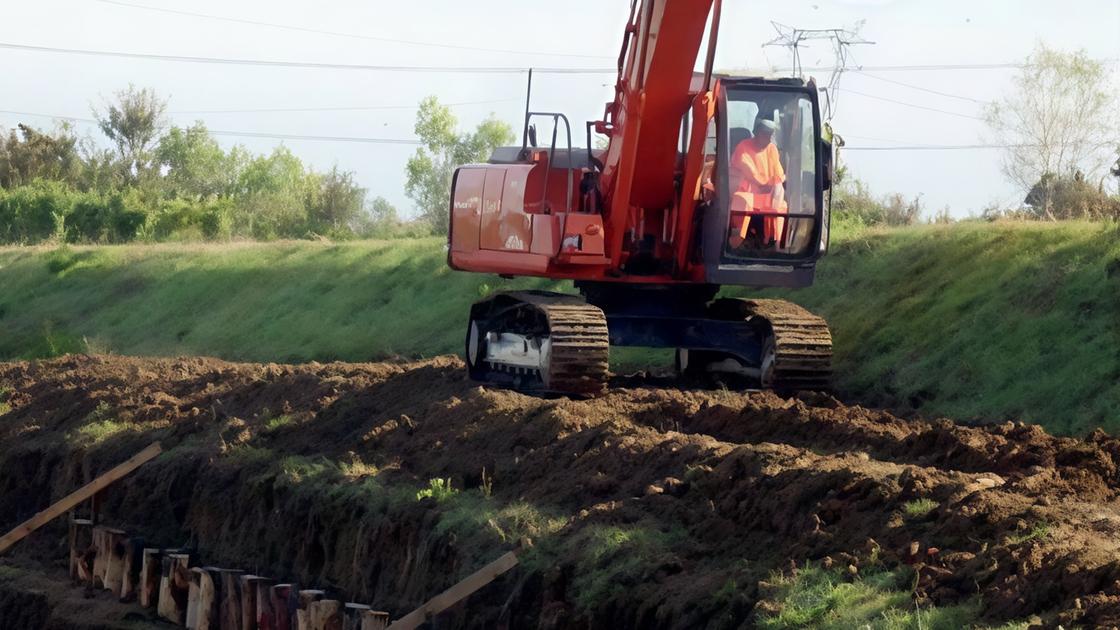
[2,355,1120,629]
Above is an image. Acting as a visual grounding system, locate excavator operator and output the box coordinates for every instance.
[728,117,788,251]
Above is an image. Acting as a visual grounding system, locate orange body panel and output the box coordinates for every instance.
[450,169,485,254]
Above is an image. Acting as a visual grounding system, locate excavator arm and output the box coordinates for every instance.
[596,0,718,271]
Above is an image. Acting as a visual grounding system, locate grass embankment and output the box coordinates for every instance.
[0,238,559,362]
[754,221,1120,434]
[1,221,1118,433]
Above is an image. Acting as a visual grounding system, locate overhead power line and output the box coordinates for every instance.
[172,98,520,115]
[0,109,423,145]
[791,62,1026,72]
[1,108,1022,152]
[96,0,615,60]
[845,144,1015,151]
[839,88,985,121]
[851,71,989,104]
[0,42,615,75]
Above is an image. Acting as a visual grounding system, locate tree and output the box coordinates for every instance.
[232,146,311,239]
[156,123,234,199]
[1024,171,1120,219]
[307,165,366,235]
[0,123,81,188]
[94,85,168,182]
[984,45,1119,216]
[405,97,515,233]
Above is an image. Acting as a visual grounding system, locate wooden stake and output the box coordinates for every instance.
[218,568,245,630]
[101,528,128,594]
[341,603,369,630]
[140,548,162,608]
[91,526,109,588]
[360,611,390,630]
[158,552,191,625]
[250,577,276,630]
[296,590,326,630]
[187,567,205,630]
[197,568,220,630]
[240,575,269,630]
[269,584,296,630]
[119,535,145,601]
[386,550,519,630]
[0,442,162,554]
[307,600,342,630]
[68,518,94,582]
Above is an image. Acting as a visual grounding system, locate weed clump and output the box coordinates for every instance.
[416,477,457,502]
[902,498,938,519]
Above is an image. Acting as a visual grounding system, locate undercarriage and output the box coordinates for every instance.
[464,286,831,395]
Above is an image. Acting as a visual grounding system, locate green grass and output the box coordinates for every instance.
[416,477,458,502]
[67,401,158,446]
[1007,522,1052,545]
[263,414,297,433]
[902,498,938,519]
[0,238,561,364]
[757,566,1027,630]
[568,522,688,612]
[749,220,1120,434]
[1,221,1118,433]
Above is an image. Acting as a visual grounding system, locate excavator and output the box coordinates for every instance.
[446,0,835,395]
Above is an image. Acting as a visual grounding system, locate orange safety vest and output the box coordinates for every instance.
[729,139,788,243]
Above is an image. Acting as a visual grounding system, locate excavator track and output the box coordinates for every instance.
[711,298,833,391]
[538,302,610,395]
[467,292,609,396]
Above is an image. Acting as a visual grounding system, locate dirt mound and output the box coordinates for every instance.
[3,355,1120,628]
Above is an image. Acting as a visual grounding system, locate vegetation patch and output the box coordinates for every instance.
[902,498,938,520]
[1008,522,1052,545]
[756,565,1026,630]
[416,477,458,502]
[568,522,688,613]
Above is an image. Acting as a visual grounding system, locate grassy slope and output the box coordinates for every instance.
[1,221,1118,434]
[0,238,558,363]
[752,221,1120,434]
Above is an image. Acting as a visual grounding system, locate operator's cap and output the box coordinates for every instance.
[755,118,777,132]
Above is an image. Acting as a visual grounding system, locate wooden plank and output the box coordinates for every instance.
[0,442,162,554]
[386,550,519,630]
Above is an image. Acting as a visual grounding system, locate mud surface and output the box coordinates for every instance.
[2,355,1120,628]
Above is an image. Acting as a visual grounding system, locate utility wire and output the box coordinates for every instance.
[841,133,937,147]
[0,109,1020,151]
[0,109,424,144]
[838,88,985,121]
[96,0,615,60]
[851,71,989,104]
[0,42,615,74]
[172,98,520,115]
[845,144,1014,151]
[793,62,1026,72]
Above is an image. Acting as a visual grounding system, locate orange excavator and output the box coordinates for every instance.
[447,0,835,394]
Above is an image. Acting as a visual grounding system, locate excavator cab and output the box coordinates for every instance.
[699,78,833,289]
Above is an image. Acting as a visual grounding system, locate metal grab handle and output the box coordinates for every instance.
[521,112,575,216]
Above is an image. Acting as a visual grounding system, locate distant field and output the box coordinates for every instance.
[1,220,1118,434]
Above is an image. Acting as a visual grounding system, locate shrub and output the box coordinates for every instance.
[0,180,72,243]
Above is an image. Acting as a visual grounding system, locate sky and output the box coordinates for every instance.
[1,0,1118,218]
